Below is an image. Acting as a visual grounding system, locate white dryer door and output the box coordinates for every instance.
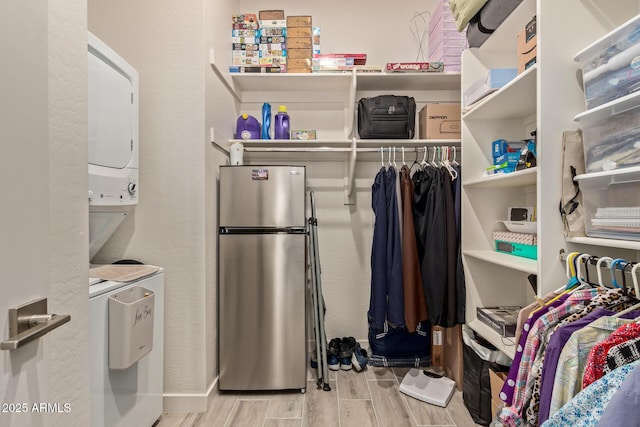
[88,50,134,169]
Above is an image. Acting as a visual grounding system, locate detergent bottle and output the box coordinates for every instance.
[261,103,271,139]
[235,113,261,140]
[274,105,290,140]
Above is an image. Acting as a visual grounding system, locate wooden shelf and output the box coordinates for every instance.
[463,250,538,274]
[468,319,517,359]
[464,167,537,188]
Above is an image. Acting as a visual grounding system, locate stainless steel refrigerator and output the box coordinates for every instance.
[218,165,307,392]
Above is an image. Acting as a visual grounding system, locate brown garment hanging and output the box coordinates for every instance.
[400,165,428,331]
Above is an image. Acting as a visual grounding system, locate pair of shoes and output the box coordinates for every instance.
[351,343,368,372]
[327,338,342,371]
[338,337,357,371]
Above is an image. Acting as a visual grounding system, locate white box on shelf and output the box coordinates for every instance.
[463,68,518,107]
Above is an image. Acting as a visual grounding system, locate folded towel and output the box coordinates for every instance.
[89,264,160,283]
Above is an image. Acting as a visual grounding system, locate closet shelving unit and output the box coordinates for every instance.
[211,64,462,203]
[461,0,640,358]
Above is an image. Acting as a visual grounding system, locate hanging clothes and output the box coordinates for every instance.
[385,166,404,328]
[605,335,640,373]
[542,360,640,427]
[368,167,389,331]
[400,165,428,332]
[368,165,404,330]
[595,363,640,427]
[499,287,603,427]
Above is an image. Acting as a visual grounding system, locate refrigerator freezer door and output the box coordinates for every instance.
[219,166,306,228]
[219,233,306,391]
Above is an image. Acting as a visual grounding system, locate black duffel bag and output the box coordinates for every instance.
[358,95,416,139]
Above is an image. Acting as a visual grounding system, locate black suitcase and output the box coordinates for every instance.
[358,95,416,139]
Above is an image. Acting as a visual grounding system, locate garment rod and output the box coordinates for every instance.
[558,250,637,269]
[243,146,461,153]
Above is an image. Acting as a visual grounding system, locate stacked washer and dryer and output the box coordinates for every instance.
[87,32,164,427]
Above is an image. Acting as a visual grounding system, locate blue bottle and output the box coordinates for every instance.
[261,103,271,139]
[274,105,290,140]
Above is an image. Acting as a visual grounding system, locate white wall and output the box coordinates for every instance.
[88,0,218,411]
[49,1,91,424]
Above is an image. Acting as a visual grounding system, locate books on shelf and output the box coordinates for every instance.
[476,306,521,337]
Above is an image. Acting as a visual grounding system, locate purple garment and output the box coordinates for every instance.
[538,307,640,424]
[500,295,569,405]
[596,363,640,427]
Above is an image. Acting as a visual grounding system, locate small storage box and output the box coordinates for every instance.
[109,286,155,370]
[575,166,640,241]
[577,98,640,173]
[464,68,518,107]
[574,15,640,109]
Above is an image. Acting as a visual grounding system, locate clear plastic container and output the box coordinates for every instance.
[575,166,640,241]
[574,15,640,109]
[576,94,640,173]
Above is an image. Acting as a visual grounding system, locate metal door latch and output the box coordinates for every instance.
[1,298,70,351]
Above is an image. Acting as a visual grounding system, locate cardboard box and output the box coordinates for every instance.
[287,26,312,38]
[443,324,464,391]
[489,369,508,416]
[259,10,285,20]
[431,326,444,367]
[419,103,462,139]
[287,15,312,27]
[288,58,311,69]
[287,37,312,49]
[517,16,537,74]
[288,48,312,59]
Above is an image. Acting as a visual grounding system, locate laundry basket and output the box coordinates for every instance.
[108,286,155,370]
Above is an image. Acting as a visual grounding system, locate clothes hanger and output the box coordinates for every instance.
[388,146,392,168]
[380,147,385,169]
[596,256,614,287]
[553,252,581,293]
[613,262,640,318]
[609,259,629,289]
[451,146,459,167]
[421,146,428,167]
[443,146,458,180]
[575,253,592,286]
[392,146,398,168]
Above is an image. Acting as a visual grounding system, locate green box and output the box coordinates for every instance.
[495,240,537,260]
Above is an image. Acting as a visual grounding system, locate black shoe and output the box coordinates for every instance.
[338,336,357,358]
[327,338,342,356]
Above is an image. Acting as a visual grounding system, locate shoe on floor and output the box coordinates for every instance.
[328,338,342,356]
[351,343,368,372]
[340,357,352,371]
[338,336,357,358]
[328,353,340,371]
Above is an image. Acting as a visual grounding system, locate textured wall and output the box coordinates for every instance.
[49,0,91,425]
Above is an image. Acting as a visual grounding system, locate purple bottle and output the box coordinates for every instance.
[236,113,261,140]
[274,105,290,140]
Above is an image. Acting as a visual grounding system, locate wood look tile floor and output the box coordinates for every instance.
[155,367,482,427]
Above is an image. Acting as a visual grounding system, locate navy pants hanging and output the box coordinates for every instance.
[368,167,388,330]
[384,166,404,328]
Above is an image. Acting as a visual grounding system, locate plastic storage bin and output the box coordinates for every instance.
[109,286,155,370]
[575,166,640,241]
[576,94,640,173]
[574,15,640,110]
